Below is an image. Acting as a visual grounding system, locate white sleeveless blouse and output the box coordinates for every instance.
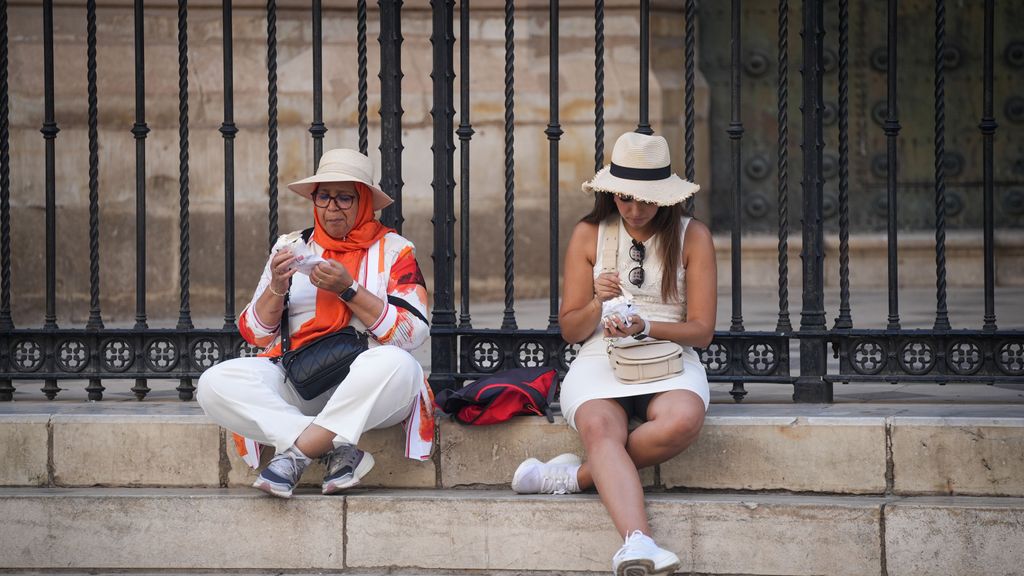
[558,215,710,429]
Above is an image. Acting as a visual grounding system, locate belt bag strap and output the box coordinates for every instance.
[280,234,386,352]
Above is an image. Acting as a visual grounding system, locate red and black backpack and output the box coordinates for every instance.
[433,367,557,425]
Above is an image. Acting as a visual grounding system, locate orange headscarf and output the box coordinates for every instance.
[264,183,393,357]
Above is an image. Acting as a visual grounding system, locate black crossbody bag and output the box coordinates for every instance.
[274,277,369,401]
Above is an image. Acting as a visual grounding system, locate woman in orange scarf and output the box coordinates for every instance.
[197,149,433,498]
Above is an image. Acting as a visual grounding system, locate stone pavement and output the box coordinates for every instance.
[6,287,1023,405]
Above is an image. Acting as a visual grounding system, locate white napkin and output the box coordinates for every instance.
[276,231,325,276]
[601,281,637,329]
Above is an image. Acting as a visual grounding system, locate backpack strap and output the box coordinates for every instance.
[543,372,557,423]
[600,215,620,274]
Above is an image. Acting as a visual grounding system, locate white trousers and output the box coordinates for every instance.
[196,345,423,453]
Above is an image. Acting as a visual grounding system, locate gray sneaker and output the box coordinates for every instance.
[322,444,375,495]
[252,446,312,499]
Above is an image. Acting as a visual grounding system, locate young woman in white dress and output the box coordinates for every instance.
[511,132,717,576]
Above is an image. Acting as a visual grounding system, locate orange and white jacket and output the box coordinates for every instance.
[237,230,434,461]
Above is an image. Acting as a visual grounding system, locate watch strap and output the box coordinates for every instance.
[339,280,360,302]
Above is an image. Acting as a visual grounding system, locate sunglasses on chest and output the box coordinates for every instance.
[628,239,645,288]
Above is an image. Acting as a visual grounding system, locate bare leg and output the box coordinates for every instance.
[577,390,705,487]
[625,389,705,467]
[574,398,650,537]
[293,424,335,458]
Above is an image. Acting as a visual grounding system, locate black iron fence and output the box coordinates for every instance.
[0,1,1020,403]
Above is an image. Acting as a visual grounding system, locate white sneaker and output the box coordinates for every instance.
[612,530,681,576]
[510,453,582,494]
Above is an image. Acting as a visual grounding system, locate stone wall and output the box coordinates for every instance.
[3,1,710,324]
[5,1,1020,327]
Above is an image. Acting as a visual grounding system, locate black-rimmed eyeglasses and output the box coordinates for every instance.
[628,239,645,288]
[313,192,356,210]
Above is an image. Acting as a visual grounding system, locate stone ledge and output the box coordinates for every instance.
[0,415,49,486]
[661,415,887,493]
[346,490,883,575]
[51,414,222,487]
[438,416,656,488]
[0,488,882,575]
[225,426,437,489]
[0,488,345,570]
[885,496,1024,576]
[2,488,1020,575]
[891,417,1024,496]
[4,405,1023,497]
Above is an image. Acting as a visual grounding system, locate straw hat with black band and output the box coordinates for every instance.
[582,132,699,206]
[288,148,394,211]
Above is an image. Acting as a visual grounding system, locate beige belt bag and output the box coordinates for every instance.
[608,339,685,384]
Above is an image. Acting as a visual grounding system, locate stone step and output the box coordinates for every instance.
[0,569,593,573]
[1,488,1022,576]
[2,404,1023,496]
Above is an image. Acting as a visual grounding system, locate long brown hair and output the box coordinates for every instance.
[581,192,689,302]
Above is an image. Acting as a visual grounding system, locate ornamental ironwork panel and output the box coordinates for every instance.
[830,331,1024,383]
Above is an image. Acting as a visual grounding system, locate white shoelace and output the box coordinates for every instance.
[613,530,649,562]
[324,445,360,477]
[540,470,574,494]
[269,448,309,482]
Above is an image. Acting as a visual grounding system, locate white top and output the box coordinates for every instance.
[558,214,709,429]
[591,215,691,334]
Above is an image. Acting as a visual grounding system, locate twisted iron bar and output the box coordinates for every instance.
[776,0,792,333]
[683,0,696,215]
[501,0,517,330]
[357,0,368,156]
[176,0,193,332]
[0,0,12,331]
[266,0,279,249]
[86,0,103,331]
[594,0,605,172]
[684,0,695,182]
[835,0,852,330]
[176,0,195,397]
[377,0,405,232]
[933,0,950,331]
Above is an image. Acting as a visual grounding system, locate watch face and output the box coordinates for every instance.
[340,286,357,301]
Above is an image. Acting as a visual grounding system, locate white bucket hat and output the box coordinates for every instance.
[288,148,393,211]
[582,132,699,206]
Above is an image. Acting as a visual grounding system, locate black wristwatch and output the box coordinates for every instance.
[339,280,360,302]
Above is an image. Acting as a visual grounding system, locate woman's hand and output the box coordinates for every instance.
[594,271,623,302]
[269,249,298,295]
[309,259,353,294]
[602,313,644,338]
